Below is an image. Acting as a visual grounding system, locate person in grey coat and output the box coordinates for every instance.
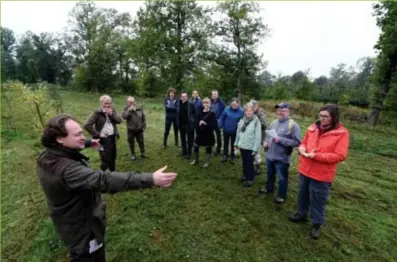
[259,102,301,204]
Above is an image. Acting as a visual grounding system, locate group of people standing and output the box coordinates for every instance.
[161,89,350,240]
[36,89,349,261]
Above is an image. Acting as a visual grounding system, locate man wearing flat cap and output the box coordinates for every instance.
[259,102,301,205]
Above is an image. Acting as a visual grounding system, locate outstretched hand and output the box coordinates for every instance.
[153,166,177,188]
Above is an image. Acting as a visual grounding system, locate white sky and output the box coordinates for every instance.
[1,1,380,78]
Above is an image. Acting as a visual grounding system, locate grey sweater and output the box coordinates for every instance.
[266,117,301,163]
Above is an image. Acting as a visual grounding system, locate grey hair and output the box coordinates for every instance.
[244,102,254,111]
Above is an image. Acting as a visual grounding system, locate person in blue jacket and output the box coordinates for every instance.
[219,98,244,164]
[191,89,203,114]
[210,90,225,156]
[163,88,179,148]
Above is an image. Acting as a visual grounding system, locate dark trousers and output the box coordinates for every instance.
[70,247,105,262]
[164,117,178,146]
[215,127,222,153]
[240,149,255,182]
[99,135,116,172]
[223,132,236,157]
[194,145,212,155]
[297,173,331,225]
[265,158,290,199]
[180,123,194,155]
[127,130,145,155]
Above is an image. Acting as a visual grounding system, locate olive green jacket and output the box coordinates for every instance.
[36,144,153,255]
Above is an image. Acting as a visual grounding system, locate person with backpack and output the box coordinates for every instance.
[190,98,218,168]
[258,102,301,204]
[219,98,244,164]
[234,103,262,187]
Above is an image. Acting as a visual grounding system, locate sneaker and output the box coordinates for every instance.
[258,187,272,195]
[162,145,167,149]
[288,213,308,223]
[221,155,228,163]
[230,157,236,165]
[240,176,247,182]
[275,197,285,204]
[214,151,220,157]
[141,154,148,159]
[311,225,321,240]
[131,155,136,160]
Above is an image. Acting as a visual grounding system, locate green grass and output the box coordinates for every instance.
[1,91,397,262]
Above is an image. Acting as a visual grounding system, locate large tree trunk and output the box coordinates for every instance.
[368,53,397,126]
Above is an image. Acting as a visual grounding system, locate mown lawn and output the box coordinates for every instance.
[1,91,396,262]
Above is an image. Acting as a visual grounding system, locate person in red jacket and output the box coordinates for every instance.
[289,104,349,239]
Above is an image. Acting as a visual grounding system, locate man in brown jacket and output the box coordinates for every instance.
[84,95,122,171]
[37,114,177,262]
[122,96,146,160]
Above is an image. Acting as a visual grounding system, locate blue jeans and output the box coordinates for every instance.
[240,149,255,182]
[297,173,331,225]
[265,158,290,199]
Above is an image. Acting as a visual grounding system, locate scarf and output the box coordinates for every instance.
[241,116,254,133]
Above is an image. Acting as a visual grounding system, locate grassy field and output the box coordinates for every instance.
[1,91,397,262]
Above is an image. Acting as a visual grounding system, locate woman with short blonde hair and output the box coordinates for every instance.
[234,103,262,187]
[191,97,217,167]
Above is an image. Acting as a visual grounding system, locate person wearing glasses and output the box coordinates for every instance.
[122,96,147,160]
[289,104,349,240]
[258,102,301,204]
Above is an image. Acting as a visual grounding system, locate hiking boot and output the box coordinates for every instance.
[288,213,308,223]
[275,197,285,204]
[311,224,321,240]
[221,155,228,163]
[202,154,211,168]
[191,152,199,165]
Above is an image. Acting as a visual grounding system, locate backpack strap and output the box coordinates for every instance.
[270,119,295,134]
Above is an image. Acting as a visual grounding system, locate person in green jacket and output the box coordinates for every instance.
[234,103,262,187]
[37,114,177,262]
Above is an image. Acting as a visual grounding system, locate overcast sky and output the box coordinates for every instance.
[1,1,381,78]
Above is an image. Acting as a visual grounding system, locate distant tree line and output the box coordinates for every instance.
[1,1,396,125]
